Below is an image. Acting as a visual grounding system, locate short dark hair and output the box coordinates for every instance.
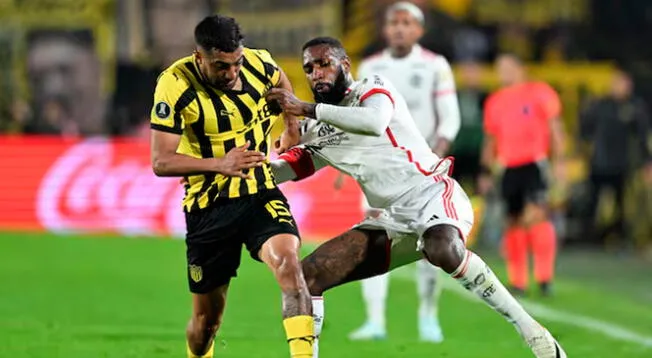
[194,15,244,52]
[302,36,347,58]
[613,63,631,77]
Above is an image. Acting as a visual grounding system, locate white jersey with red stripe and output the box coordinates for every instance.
[357,45,460,147]
[278,75,474,257]
[300,75,446,209]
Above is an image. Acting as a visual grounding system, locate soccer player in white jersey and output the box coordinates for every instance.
[347,1,460,342]
[265,36,566,358]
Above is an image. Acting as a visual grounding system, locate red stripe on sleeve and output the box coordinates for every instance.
[360,88,395,106]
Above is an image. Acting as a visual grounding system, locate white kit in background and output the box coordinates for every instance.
[351,9,461,344]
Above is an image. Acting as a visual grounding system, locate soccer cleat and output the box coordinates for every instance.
[526,327,567,358]
[418,316,444,343]
[348,322,386,341]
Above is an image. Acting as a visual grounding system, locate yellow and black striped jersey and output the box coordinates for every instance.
[151,48,282,212]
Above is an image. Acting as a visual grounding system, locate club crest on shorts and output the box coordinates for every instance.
[189,264,203,282]
[155,101,171,119]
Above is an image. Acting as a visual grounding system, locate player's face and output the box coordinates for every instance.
[303,45,351,104]
[495,56,523,87]
[195,46,244,90]
[611,71,632,99]
[383,10,424,50]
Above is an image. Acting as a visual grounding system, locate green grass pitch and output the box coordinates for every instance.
[1,232,651,357]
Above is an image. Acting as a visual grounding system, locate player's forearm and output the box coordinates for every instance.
[276,67,302,139]
[549,117,566,161]
[270,160,298,183]
[480,136,496,170]
[434,93,461,142]
[152,153,220,177]
[283,115,301,140]
[315,105,384,135]
[314,96,393,136]
[271,147,323,183]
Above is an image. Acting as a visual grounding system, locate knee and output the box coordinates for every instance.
[422,225,466,272]
[272,250,306,291]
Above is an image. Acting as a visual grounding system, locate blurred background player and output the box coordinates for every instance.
[580,67,652,249]
[344,2,460,342]
[480,54,566,296]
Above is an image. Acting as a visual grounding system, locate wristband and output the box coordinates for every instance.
[278,147,316,181]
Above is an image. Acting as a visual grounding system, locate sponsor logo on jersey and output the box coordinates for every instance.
[410,74,422,87]
[317,124,336,137]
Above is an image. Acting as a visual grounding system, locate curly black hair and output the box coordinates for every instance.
[194,15,244,52]
[302,36,347,59]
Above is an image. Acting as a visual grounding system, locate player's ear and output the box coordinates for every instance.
[415,23,425,40]
[382,23,391,42]
[193,48,202,64]
[342,56,352,73]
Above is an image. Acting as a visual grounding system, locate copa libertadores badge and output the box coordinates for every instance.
[189,264,203,283]
[155,101,171,119]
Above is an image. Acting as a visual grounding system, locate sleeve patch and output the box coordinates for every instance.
[154,101,171,119]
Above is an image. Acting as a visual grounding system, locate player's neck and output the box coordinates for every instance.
[506,77,526,87]
[389,45,414,59]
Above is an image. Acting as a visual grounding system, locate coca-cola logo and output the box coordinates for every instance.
[36,138,186,237]
[35,138,312,237]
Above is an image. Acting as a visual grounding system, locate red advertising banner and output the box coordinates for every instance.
[0,136,364,241]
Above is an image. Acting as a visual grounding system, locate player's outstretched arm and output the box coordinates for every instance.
[314,93,394,136]
[432,58,461,156]
[151,130,264,179]
[265,88,394,136]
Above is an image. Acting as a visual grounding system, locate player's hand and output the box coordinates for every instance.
[265,88,315,118]
[216,141,266,179]
[433,138,450,157]
[552,159,567,185]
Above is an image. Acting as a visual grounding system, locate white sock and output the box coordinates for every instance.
[452,251,539,338]
[312,296,324,358]
[416,259,441,321]
[361,273,389,328]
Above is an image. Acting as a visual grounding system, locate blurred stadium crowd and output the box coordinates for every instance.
[1,0,652,255]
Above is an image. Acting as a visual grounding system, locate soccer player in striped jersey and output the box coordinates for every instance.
[150,15,313,358]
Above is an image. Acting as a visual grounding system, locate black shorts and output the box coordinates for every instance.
[184,187,300,294]
[500,161,549,216]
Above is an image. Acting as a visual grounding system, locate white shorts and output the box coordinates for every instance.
[355,175,474,269]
